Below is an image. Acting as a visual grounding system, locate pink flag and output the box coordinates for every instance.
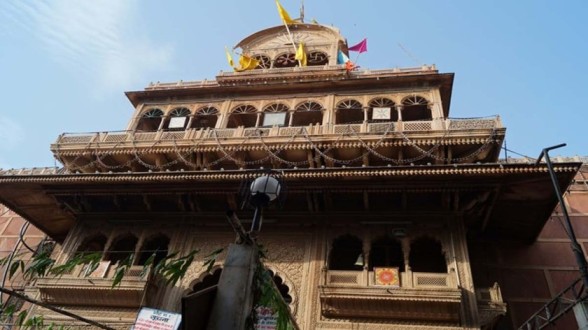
[348,38,367,53]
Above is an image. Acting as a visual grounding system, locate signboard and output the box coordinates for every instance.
[372,107,391,120]
[262,112,287,127]
[374,267,400,286]
[132,307,182,330]
[254,306,278,330]
[168,116,187,129]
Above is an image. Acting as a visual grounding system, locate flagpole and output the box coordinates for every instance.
[283,23,302,66]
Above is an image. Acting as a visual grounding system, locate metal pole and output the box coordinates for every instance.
[536,144,588,290]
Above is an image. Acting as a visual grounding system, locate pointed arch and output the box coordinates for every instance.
[137,234,169,266]
[329,234,363,271]
[105,234,138,264]
[76,234,107,255]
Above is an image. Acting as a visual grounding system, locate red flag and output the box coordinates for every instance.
[348,38,367,53]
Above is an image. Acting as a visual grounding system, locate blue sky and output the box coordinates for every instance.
[0,0,586,169]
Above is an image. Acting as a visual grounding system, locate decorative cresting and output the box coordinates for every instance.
[234,24,346,68]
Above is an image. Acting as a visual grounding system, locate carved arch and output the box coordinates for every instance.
[291,101,323,126]
[401,95,431,121]
[136,108,164,131]
[227,104,258,128]
[191,106,219,129]
[336,99,364,124]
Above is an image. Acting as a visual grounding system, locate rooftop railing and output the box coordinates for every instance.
[54,116,502,147]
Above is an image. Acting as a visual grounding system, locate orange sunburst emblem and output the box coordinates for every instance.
[374,267,400,286]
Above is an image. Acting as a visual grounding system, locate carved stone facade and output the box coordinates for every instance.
[0,19,582,330]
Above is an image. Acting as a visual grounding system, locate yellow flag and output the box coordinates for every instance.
[235,55,260,72]
[225,47,234,68]
[295,42,307,67]
[276,0,296,25]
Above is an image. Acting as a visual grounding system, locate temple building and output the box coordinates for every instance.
[0,18,586,330]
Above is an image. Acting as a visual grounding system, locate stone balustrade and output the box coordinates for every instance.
[54,117,502,148]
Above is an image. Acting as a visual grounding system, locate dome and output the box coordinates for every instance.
[233,24,349,68]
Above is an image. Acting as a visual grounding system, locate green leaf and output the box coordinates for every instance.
[16,310,27,326]
[8,260,25,279]
[111,267,125,288]
[24,252,55,279]
[140,252,156,278]
[0,303,16,322]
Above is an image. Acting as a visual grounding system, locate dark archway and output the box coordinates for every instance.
[409,237,446,273]
[329,234,363,271]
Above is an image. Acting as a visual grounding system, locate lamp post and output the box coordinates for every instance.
[535,144,588,329]
[207,173,283,330]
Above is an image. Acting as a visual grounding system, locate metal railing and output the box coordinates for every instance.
[519,277,588,330]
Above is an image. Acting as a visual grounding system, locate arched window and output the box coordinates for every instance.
[253,54,271,69]
[165,107,191,130]
[291,101,324,126]
[368,97,397,122]
[227,104,258,128]
[307,51,328,66]
[369,237,404,272]
[409,237,446,273]
[267,269,293,304]
[329,235,363,271]
[136,108,164,131]
[76,234,107,256]
[336,99,364,124]
[191,106,219,129]
[401,95,431,121]
[274,53,297,68]
[261,103,289,127]
[137,234,169,266]
[191,268,222,293]
[105,234,138,265]
[189,268,292,304]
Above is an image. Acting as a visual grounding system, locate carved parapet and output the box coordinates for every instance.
[321,270,461,323]
[35,264,154,308]
[476,283,507,327]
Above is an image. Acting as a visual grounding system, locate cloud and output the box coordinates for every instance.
[1,0,173,92]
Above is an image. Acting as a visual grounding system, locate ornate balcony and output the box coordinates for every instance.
[35,263,156,308]
[320,269,462,322]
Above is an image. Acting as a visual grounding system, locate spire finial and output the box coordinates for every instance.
[299,0,304,23]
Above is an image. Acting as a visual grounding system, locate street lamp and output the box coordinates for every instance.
[249,174,281,235]
[210,172,286,329]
